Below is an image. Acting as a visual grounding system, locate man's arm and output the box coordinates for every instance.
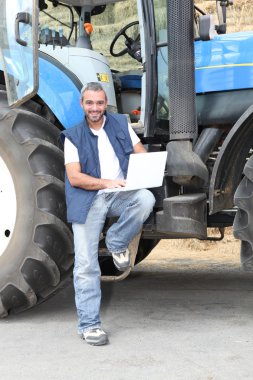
[133,141,147,153]
[65,162,126,190]
[128,124,146,153]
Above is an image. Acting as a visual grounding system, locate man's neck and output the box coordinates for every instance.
[87,116,105,131]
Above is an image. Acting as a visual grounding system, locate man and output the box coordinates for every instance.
[61,82,155,346]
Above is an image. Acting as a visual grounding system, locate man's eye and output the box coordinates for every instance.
[97,102,104,105]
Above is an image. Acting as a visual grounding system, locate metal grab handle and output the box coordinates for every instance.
[15,12,30,46]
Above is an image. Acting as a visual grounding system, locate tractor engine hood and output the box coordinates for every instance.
[60,0,126,5]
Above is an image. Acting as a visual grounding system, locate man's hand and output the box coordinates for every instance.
[102,179,126,189]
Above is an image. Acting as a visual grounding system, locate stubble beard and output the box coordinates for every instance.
[86,110,105,123]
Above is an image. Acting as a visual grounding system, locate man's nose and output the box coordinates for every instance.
[91,103,99,111]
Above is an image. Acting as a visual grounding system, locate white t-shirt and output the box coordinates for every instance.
[64,117,140,181]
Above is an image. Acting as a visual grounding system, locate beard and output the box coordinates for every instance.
[86,110,105,123]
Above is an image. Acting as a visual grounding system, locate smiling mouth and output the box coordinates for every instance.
[89,111,101,115]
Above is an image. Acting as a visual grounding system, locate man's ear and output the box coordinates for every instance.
[80,98,83,108]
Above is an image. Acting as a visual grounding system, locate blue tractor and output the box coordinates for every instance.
[0,0,253,316]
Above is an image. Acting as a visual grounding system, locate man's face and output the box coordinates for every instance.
[80,90,107,124]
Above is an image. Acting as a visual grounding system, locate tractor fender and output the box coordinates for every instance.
[38,51,83,129]
[209,105,253,215]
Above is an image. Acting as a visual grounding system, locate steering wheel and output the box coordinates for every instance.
[110,21,141,62]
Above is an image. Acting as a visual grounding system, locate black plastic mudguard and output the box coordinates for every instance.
[209,105,253,214]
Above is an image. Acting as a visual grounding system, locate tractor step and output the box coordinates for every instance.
[156,193,207,239]
[99,233,141,282]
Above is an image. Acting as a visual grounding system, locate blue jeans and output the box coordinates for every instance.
[72,189,155,334]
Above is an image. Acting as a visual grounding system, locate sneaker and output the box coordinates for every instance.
[82,328,109,346]
[112,249,130,271]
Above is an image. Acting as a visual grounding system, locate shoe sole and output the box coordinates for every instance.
[84,337,109,346]
[81,332,109,346]
[113,262,130,271]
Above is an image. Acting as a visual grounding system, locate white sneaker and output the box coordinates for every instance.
[112,249,130,271]
[82,328,109,346]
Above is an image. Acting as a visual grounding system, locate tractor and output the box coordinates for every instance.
[0,0,253,316]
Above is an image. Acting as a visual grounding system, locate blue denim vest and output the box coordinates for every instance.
[61,112,133,224]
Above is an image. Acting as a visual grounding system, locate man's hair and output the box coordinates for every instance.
[80,82,108,101]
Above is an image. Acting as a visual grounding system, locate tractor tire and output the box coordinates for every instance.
[0,108,74,316]
[234,155,253,270]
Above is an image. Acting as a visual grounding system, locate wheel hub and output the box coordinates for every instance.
[0,157,17,256]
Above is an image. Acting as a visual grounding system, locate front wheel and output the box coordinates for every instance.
[0,109,74,316]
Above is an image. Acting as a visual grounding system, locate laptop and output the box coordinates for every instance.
[104,151,167,192]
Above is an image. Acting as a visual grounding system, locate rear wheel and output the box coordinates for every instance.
[0,108,73,316]
[234,155,253,270]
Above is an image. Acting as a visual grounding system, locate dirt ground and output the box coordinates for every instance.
[141,227,241,272]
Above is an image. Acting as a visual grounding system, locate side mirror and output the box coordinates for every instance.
[216,0,233,34]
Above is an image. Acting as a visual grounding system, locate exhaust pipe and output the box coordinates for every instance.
[166,0,208,186]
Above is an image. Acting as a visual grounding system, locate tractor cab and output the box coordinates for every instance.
[37,0,143,125]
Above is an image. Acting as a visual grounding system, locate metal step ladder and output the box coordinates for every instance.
[100,232,141,282]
